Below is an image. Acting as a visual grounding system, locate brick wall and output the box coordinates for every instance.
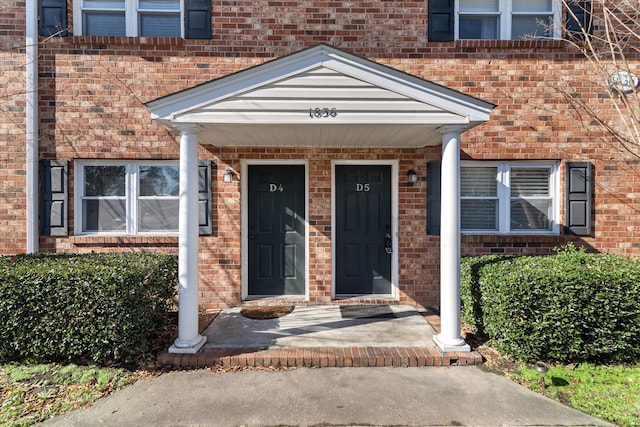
[0,1,28,254]
[2,1,640,309]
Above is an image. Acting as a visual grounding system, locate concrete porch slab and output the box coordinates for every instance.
[158,305,483,369]
[204,305,434,348]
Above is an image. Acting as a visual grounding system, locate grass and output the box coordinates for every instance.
[0,363,140,426]
[478,345,640,427]
[512,363,640,426]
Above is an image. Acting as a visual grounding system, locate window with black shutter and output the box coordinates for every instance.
[73,0,211,39]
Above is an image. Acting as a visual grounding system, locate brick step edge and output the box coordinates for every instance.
[158,347,484,369]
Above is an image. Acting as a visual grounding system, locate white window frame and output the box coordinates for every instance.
[73,0,184,37]
[460,161,560,235]
[74,160,180,236]
[455,0,562,40]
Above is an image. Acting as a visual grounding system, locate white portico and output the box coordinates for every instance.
[146,44,494,354]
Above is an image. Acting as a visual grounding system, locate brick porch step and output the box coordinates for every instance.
[158,346,483,369]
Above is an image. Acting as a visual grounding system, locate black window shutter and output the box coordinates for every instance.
[39,0,68,37]
[428,0,454,42]
[426,162,442,235]
[185,0,212,39]
[565,162,592,236]
[40,160,68,236]
[566,1,592,41]
[198,160,212,235]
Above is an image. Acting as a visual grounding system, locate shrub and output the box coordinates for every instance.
[0,252,177,364]
[461,245,640,363]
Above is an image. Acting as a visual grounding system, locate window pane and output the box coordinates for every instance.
[139,0,180,10]
[139,165,179,196]
[82,199,126,232]
[83,0,125,9]
[84,11,126,36]
[461,167,498,197]
[511,168,550,197]
[459,0,499,13]
[459,16,499,39]
[139,13,180,36]
[512,0,552,13]
[84,166,126,196]
[138,199,179,232]
[512,15,552,39]
[510,199,551,230]
[462,200,498,230]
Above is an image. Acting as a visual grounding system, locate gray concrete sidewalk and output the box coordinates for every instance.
[42,366,611,427]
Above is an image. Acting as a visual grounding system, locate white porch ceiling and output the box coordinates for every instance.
[196,123,444,147]
[147,44,494,148]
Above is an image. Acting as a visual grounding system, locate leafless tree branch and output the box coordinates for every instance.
[558,0,640,157]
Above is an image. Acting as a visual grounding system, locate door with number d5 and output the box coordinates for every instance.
[335,165,392,295]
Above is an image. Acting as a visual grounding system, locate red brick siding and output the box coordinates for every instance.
[0,1,27,254]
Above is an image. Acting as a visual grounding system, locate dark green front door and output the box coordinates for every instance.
[248,165,306,296]
[335,165,392,295]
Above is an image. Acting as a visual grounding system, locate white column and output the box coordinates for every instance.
[434,126,470,352]
[170,124,207,354]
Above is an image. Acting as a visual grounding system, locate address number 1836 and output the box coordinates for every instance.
[309,108,338,118]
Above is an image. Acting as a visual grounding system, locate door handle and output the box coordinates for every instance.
[384,233,392,254]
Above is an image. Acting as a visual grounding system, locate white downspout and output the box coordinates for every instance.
[25,0,39,253]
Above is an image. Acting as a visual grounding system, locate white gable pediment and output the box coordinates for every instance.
[147,44,494,147]
[173,66,468,125]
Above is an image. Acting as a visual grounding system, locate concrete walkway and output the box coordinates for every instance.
[42,366,612,426]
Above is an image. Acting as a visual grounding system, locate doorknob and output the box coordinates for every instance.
[384,233,392,254]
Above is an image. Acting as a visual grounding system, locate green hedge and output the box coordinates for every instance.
[461,245,640,363]
[0,252,177,364]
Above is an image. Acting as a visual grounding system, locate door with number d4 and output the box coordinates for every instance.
[248,165,306,296]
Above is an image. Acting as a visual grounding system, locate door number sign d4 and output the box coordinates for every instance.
[269,184,284,192]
